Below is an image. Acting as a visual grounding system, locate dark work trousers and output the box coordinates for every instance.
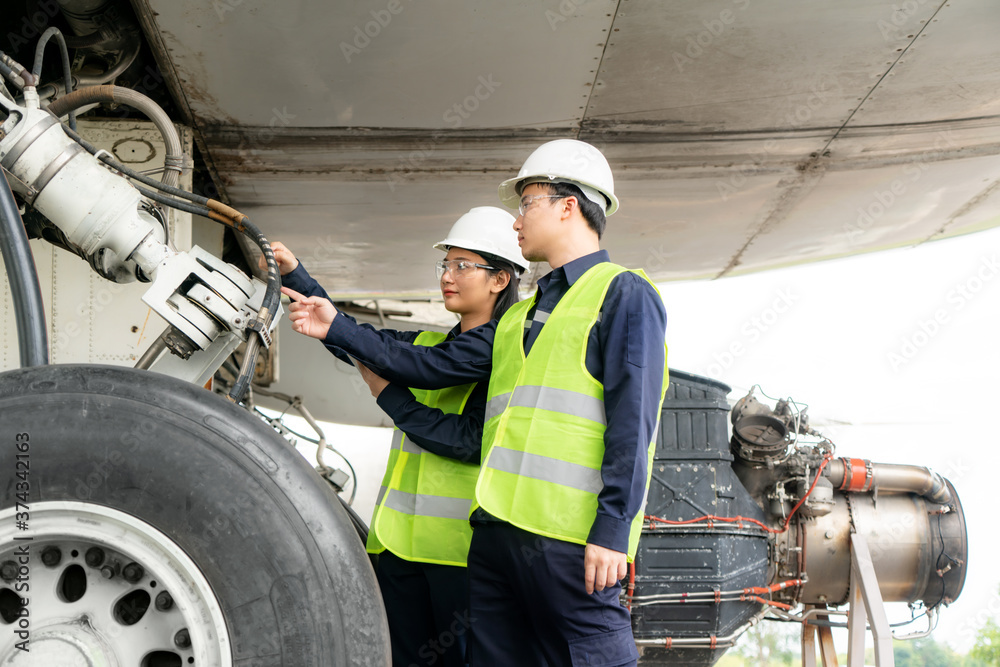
[467,522,639,667]
[375,550,471,667]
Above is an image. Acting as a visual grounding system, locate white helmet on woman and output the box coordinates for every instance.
[498,139,619,216]
[434,206,530,273]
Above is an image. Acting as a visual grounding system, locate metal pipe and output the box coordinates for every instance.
[0,52,36,88]
[871,463,951,504]
[892,608,936,641]
[634,611,766,649]
[825,458,951,504]
[0,170,48,366]
[74,40,140,87]
[31,28,76,131]
[46,85,183,187]
[134,329,169,369]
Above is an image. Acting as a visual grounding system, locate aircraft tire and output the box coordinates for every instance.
[0,364,389,666]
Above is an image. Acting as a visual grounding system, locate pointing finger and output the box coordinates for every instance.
[281,286,307,302]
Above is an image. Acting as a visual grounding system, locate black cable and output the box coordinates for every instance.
[141,201,169,248]
[337,493,369,544]
[32,28,75,131]
[65,120,279,405]
[225,216,280,404]
[0,171,48,367]
[931,511,961,609]
[251,405,359,505]
[133,183,211,218]
[64,123,280,322]
[61,124,209,205]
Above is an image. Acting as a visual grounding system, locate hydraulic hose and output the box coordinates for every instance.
[63,30,111,50]
[0,51,36,88]
[32,28,76,131]
[47,85,183,186]
[61,125,277,404]
[218,209,280,405]
[74,40,140,87]
[0,171,48,367]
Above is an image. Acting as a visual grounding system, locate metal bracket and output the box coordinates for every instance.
[801,605,839,667]
[0,165,37,200]
[846,533,894,666]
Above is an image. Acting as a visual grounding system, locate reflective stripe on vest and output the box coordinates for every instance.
[365,330,480,566]
[476,262,668,559]
[485,446,604,495]
[485,385,606,425]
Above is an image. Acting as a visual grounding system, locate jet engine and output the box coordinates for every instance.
[631,371,967,665]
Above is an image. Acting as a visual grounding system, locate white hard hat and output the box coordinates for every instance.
[434,206,530,273]
[498,139,619,216]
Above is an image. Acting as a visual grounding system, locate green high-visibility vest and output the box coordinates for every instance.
[475,262,668,559]
[366,331,480,566]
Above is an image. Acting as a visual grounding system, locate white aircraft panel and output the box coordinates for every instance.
[144,0,614,129]
[587,0,933,132]
[734,154,1000,271]
[847,0,1000,128]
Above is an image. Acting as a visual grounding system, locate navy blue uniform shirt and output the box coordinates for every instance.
[283,263,485,464]
[297,251,667,554]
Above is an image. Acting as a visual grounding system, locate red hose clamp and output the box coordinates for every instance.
[840,457,873,492]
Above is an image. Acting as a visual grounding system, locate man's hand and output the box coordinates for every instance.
[282,286,337,340]
[261,241,299,276]
[355,361,390,398]
[584,543,628,595]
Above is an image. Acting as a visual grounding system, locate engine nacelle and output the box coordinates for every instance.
[632,371,967,666]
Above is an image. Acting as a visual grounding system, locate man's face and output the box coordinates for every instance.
[512,183,563,263]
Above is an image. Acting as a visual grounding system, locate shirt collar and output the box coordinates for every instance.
[446,323,463,340]
[561,249,610,285]
[535,249,610,295]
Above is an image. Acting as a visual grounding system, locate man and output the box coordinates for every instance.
[284,139,667,666]
[466,139,667,666]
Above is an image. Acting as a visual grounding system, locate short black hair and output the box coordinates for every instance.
[537,181,607,239]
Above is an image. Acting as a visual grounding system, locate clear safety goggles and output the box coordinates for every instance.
[518,194,565,216]
[435,260,495,280]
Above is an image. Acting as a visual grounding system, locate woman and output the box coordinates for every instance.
[278,206,528,667]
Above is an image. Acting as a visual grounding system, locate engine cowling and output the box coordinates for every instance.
[632,370,967,666]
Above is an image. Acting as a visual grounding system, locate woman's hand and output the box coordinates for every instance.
[355,361,390,398]
[282,286,337,340]
[261,241,299,276]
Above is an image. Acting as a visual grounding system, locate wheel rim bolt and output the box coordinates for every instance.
[174,628,191,649]
[85,547,105,567]
[122,562,144,583]
[0,561,17,582]
[100,565,115,579]
[41,546,62,567]
[155,591,174,611]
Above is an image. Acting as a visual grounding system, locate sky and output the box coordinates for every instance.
[283,223,1000,654]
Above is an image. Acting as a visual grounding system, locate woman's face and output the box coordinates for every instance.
[439,247,503,315]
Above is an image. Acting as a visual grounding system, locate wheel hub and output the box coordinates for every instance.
[6,615,116,666]
[0,502,231,666]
